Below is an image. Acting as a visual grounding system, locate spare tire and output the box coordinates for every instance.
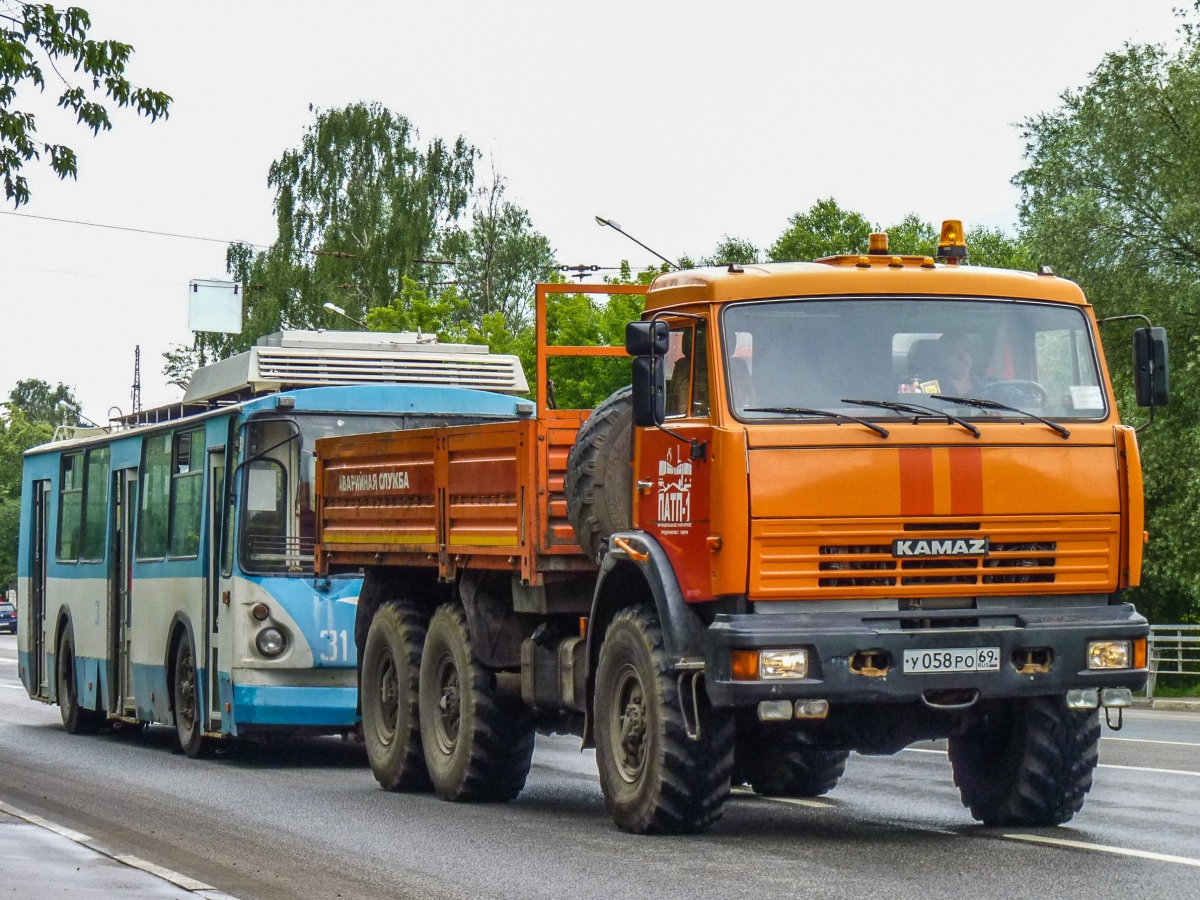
[565,386,633,562]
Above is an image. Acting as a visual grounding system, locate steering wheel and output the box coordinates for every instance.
[974,379,1048,408]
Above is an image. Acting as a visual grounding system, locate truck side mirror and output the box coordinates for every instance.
[631,356,665,427]
[1133,326,1169,407]
[625,321,669,357]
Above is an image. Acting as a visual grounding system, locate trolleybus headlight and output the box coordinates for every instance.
[250,602,270,621]
[256,627,287,658]
[1086,640,1131,669]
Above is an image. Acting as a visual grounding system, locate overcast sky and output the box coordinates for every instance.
[0,1,1185,422]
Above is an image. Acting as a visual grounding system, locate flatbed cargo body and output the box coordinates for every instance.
[316,413,594,584]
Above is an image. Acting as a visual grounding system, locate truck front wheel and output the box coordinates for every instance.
[948,695,1100,826]
[362,600,430,791]
[418,603,535,802]
[594,605,735,834]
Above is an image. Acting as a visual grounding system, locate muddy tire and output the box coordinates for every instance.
[565,386,633,562]
[418,604,535,802]
[57,625,102,735]
[173,637,210,759]
[948,696,1100,826]
[594,605,735,834]
[362,600,430,791]
[736,725,848,797]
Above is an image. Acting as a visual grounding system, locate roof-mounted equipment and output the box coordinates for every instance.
[936,219,968,264]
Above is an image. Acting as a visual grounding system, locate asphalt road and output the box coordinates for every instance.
[2,632,1198,900]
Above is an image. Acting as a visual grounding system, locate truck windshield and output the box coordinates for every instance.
[722,298,1107,422]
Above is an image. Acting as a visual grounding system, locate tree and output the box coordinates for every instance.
[700,236,759,266]
[0,3,170,206]
[0,403,56,585]
[768,198,873,261]
[8,377,79,426]
[1017,12,1200,622]
[164,103,479,381]
[440,173,556,332]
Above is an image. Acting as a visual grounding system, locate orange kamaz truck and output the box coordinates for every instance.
[313,222,1166,834]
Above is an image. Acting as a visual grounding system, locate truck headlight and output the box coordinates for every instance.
[1087,640,1131,670]
[256,627,287,658]
[760,649,808,680]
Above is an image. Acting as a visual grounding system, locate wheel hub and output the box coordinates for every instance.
[612,665,648,784]
[376,652,399,743]
[433,654,461,755]
[178,648,196,728]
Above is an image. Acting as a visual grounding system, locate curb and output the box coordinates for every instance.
[1132,697,1200,712]
[0,800,241,900]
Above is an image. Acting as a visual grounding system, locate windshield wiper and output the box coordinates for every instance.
[929,395,1070,439]
[841,398,980,438]
[743,406,889,439]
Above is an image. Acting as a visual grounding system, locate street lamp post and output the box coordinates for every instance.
[323,302,367,329]
[594,216,680,270]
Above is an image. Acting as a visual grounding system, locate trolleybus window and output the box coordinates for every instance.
[56,452,83,561]
[241,420,302,574]
[80,447,110,562]
[138,433,172,559]
[168,430,205,557]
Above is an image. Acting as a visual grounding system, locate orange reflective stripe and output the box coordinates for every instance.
[899,448,935,516]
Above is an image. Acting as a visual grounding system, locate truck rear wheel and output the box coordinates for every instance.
[418,603,535,802]
[594,605,734,834]
[362,600,429,791]
[565,386,632,562]
[736,725,848,797]
[948,695,1099,826]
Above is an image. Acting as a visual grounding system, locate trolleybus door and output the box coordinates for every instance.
[29,481,49,697]
[110,470,136,714]
[207,448,226,728]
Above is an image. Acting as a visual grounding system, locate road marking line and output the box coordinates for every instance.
[901,748,1200,777]
[1,684,25,690]
[1098,763,1200,778]
[730,787,832,808]
[1103,737,1200,748]
[1004,833,1200,867]
[0,798,241,897]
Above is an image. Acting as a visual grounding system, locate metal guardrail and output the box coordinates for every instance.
[1147,624,1200,698]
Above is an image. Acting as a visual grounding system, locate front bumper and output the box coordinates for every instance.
[231,684,358,728]
[705,602,1147,708]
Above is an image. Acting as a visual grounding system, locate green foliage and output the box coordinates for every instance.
[1016,13,1200,622]
[0,3,170,206]
[440,174,557,330]
[170,106,555,388]
[173,103,479,374]
[701,236,760,266]
[768,198,873,261]
[0,390,60,585]
[8,377,79,426]
[885,214,938,257]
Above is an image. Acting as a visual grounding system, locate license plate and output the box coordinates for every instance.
[903,647,1001,674]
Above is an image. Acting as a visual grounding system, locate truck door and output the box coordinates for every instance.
[635,316,714,601]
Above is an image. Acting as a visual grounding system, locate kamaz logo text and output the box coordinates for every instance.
[892,538,989,557]
[338,470,410,493]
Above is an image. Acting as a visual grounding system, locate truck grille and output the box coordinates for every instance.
[754,517,1117,599]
